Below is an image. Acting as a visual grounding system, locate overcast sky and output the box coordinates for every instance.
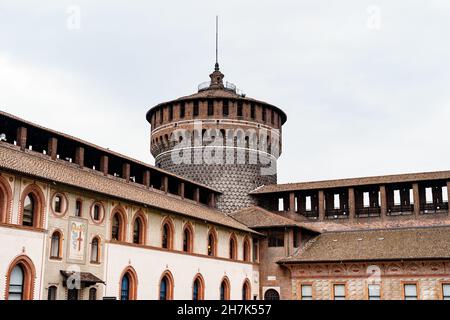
[1,1,449,183]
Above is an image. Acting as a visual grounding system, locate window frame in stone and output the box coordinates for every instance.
[50,230,63,259]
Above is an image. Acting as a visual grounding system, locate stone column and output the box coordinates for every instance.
[194,187,200,203]
[289,192,296,213]
[380,185,387,219]
[122,163,130,182]
[412,183,420,216]
[348,187,355,221]
[208,193,216,208]
[179,182,185,199]
[162,176,168,193]
[75,147,84,167]
[285,229,292,256]
[47,137,58,160]
[318,190,325,220]
[143,170,151,188]
[100,155,109,176]
[16,127,27,151]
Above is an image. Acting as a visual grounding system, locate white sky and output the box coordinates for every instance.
[1,1,449,183]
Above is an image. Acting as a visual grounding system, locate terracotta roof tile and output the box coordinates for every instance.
[0,110,220,193]
[60,271,104,284]
[278,226,450,264]
[230,206,322,233]
[0,143,256,234]
[251,171,450,194]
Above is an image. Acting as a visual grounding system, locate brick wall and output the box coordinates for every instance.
[288,260,450,300]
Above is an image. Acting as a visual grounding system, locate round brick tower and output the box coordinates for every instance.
[146,63,287,213]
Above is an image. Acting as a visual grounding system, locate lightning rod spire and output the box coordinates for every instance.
[215,15,219,71]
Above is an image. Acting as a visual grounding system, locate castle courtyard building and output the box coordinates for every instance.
[0,62,449,300]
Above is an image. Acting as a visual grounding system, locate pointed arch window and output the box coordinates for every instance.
[243,237,251,262]
[22,194,35,227]
[160,277,168,300]
[161,219,174,250]
[242,279,251,300]
[121,274,130,300]
[132,213,146,245]
[50,231,62,259]
[192,275,205,300]
[159,272,174,300]
[133,218,141,244]
[183,224,193,253]
[220,278,230,300]
[20,185,44,228]
[90,237,100,263]
[111,208,126,242]
[120,267,137,300]
[207,229,217,257]
[8,265,24,300]
[229,235,237,260]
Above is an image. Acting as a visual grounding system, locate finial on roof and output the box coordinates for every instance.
[215,15,219,71]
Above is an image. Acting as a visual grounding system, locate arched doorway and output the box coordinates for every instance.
[264,289,280,300]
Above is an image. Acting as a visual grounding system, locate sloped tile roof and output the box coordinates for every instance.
[0,110,220,193]
[278,226,450,264]
[60,271,104,284]
[230,206,323,233]
[0,143,257,234]
[251,171,450,194]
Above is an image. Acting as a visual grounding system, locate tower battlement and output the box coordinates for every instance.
[146,65,287,213]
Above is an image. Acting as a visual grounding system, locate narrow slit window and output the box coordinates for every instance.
[208,100,214,116]
[193,101,199,117]
[409,188,414,204]
[180,102,185,118]
[168,105,173,121]
[237,101,243,117]
[223,100,229,116]
[75,200,82,217]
